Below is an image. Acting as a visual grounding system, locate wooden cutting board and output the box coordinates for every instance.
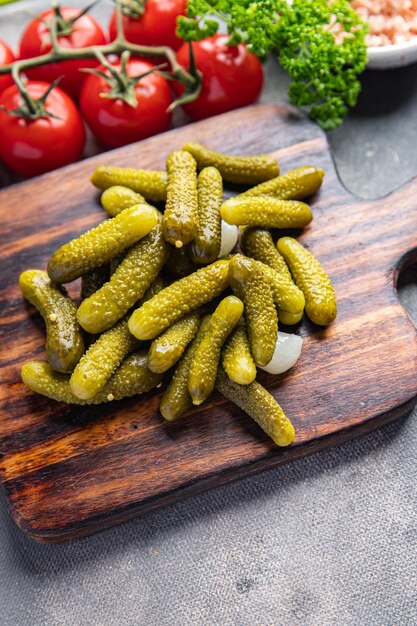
[1,104,417,543]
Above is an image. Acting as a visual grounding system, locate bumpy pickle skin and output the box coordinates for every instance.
[277,237,337,326]
[48,204,158,284]
[221,196,312,229]
[191,166,223,264]
[229,255,278,367]
[148,311,201,374]
[77,217,168,334]
[140,275,165,302]
[240,228,304,313]
[91,165,167,202]
[251,260,304,316]
[241,166,324,200]
[128,260,230,341]
[162,150,199,247]
[222,318,256,385]
[215,368,295,447]
[188,296,244,406]
[160,316,211,421]
[100,186,146,217]
[70,317,138,400]
[183,141,280,185]
[19,270,84,374]
[22,352,162,405]
[80,265,110,300]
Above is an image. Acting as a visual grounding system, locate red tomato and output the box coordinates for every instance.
[0,81,85,177]
[0,40,15,94]
[174,35,263,120]
[109,0,187,50]
[19,7,106,99]
[79,58,172,148]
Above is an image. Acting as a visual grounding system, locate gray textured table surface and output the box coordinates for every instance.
[1,3,416,625]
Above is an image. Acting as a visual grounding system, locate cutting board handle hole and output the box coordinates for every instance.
[397,258,417,327]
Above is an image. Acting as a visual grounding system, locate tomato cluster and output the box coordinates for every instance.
[0,3,263,177]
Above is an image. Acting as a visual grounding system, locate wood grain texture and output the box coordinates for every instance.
[1,104,417,543]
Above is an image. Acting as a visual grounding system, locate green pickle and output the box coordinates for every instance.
[72,276,165,400]
[240,228,304,314]
[70,317,138,400]
[216,368,295,447]
[160,316,211,421]
[100,185,147,217]
[241,166,324,199]
[191,166,223,264]
[19,270,84,374]
[278,309,304,325]
[222,318,256,385]
[22,351,162,405]
[162,150,199,247]
[221,196,312,229]
[229,255,278,367]
[48,204,158,284]
[277,236,337,326]
[91,165,167,202]
[183,141,280,185]
[128,260,230,341]
[77,217,168,334]
[80,265,110,300]
[148,311,200,374]
[188,296,243,405]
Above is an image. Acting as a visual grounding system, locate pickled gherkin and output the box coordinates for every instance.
[216,368,295,447]
[241,166,324,200]
[251,260,304,315]
[162,150,199,247]
[22,352,162,405]
[191,166,223,264]
[91,165,167,202]
[48,204,158,284]
[160,316,211,421]
[188,296,243,405]
[148,311,200,374]
[277,237,337,326]
[183,142,280,185]
[70,317,138,400]
[128,260,230,341]
[19,270,84,374]
[221,196,312,229]
[240,228,304,314]
[222,318,256,385]
[229,255,278,367]
[101,186,147,217]
[77,217,168,334]
[278,309,304,325]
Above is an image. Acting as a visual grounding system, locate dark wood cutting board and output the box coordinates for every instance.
[1,104,417,543]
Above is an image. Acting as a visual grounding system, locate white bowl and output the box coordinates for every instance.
[367,38,417,69]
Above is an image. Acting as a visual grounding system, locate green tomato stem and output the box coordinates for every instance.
[0,0,200,112]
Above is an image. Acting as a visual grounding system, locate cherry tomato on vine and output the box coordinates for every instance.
[0,81,86,177]
[0,40,15,94]
[109,0,187,50]
[174,34,264,120]
[79,57,172,149]
[19,6,106,99]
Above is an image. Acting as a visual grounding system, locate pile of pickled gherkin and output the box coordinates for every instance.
[20,142,337,447]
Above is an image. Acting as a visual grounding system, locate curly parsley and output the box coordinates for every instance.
[177,0,368,129]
